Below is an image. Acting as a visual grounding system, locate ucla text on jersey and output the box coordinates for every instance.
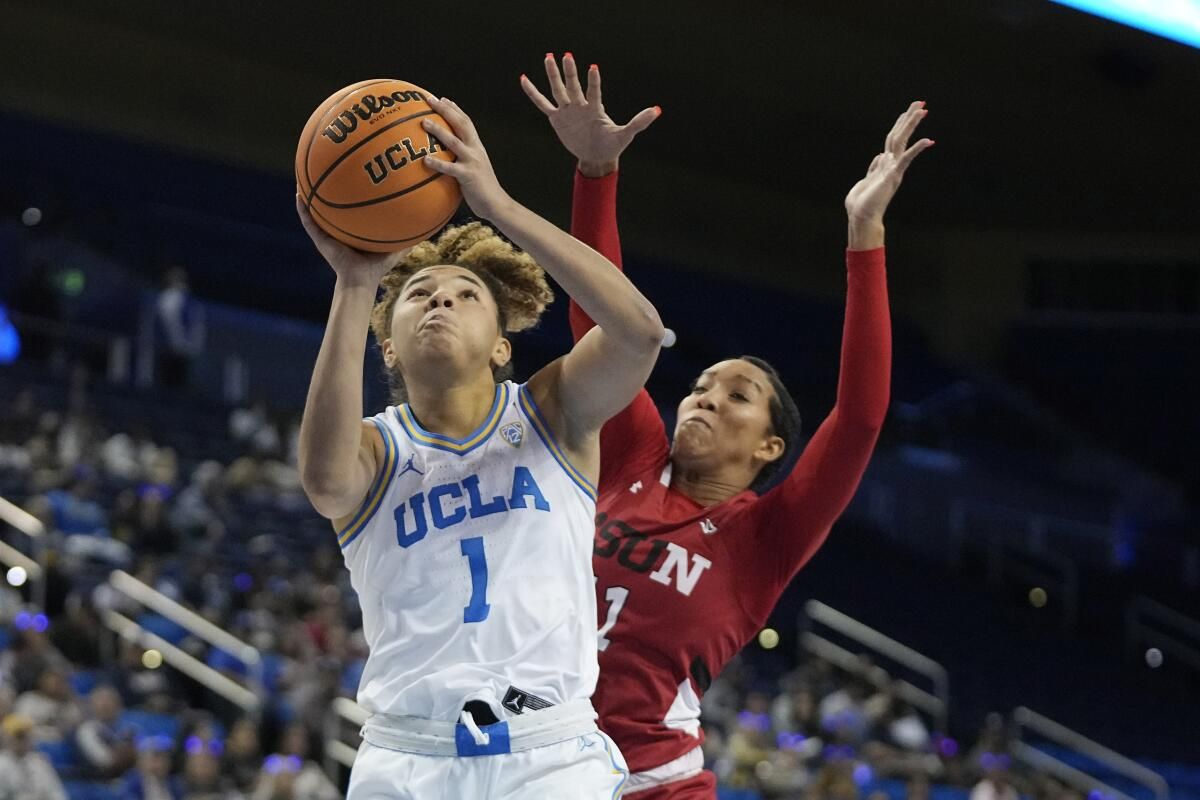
[334,381,602,722]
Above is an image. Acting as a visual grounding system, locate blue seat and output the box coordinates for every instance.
[64,782,122,800]
[69,670,100,696]
[119,709,179,740]
[37,739,80,771]
[135,613,189,646]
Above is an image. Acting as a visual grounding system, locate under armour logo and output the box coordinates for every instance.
[699,518,718,535]
[398,454,424,478]
[629,481,643,494]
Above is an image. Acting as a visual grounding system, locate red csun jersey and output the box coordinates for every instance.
[569,171,892,781]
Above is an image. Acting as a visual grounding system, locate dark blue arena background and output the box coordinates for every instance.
[0,2,1197,800]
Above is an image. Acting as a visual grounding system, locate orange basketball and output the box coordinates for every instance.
[296,79,461,252]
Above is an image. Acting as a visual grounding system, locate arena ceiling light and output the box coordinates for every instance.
[1050,0,1200,49]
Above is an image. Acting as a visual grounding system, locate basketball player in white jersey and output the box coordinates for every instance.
[296,95,662,798]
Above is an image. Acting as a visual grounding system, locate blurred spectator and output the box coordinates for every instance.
[181,743,240,800]
[13,667,82,742]
[229,402,280,458]
[39,470,108,537]
[74,684,137,780]
[274,724,338,800]
[48,596,103,669]
[0,626,69,696]
[0,389,38,444]
[818,667,877,745]
[727,698,776,790]
[120,735,183,800]
[155,266,205,390]
[108,640,174,713]
[771,681,821,737]
[806,760,860,800]
[222,718,263,793]
[970,753,1019,800]
[0,713,67,800]
[101,424,160,482]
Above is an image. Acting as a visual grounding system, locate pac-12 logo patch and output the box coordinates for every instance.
[500,422,524,448]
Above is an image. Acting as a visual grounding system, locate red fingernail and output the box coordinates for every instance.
[928,139,936,146]
[546,52,554,59]
[654,105,662,115]
[520,73,527,81]
[918,100,927,108]
[564,52,574,59]
[590,63,598,71]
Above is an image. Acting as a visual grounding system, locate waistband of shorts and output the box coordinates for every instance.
[361,699,598,756]
[625,746,704,794]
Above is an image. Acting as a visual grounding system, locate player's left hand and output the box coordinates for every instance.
[844,101,934,225]
[422,97,510,221]
[521,53,659,178]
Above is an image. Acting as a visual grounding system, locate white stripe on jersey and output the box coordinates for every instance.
[338,381,600,722]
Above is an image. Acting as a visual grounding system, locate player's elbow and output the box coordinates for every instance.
[621,305,666,354]
[301,472,362,521]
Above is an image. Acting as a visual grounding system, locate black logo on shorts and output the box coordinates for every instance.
[501,686,551,715]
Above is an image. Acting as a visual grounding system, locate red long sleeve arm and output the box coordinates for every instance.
[747,248,891,584]
[568,170,670,491]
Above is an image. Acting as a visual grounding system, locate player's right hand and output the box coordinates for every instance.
[521,53,659,178]
[295,193,410,286]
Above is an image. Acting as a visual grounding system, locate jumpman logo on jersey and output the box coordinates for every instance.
[398,454,424,478]
[699,518,718,535]
[629,481,643,494]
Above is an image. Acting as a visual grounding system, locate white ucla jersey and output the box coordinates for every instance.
[337,380,600,722]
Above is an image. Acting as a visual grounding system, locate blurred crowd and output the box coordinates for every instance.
[0,368,354,800]
[0,364,1125,800]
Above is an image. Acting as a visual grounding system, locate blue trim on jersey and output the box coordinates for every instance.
[516,384,598,502]
[393,383,508,456]
[454,720,511,756]
[596,732,628,799]
[337,418,399,549]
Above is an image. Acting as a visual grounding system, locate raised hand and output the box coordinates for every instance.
[844,101,934,248]
[295,194,409,285]
[521,53,659,177]
[421,96,511,221]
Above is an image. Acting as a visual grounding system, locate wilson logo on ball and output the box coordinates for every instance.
[297,79,461,252]
[322,90,428,144]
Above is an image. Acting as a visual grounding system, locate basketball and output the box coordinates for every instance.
[295,79,461,252]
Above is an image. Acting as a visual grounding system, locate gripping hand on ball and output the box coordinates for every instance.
[521,53,659,178]
[421,98,510,221]
[296,194,409,286]
[844,101,934,249]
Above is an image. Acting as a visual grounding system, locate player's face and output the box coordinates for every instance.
[672,359,784,477]
[384,266,510,382]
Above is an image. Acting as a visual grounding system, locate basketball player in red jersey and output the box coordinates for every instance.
[522,54,932,798]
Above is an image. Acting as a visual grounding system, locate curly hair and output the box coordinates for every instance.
[369,222,554,404]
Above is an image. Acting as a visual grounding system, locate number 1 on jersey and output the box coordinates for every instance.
[460,537,491,623]
[597,586,629,651]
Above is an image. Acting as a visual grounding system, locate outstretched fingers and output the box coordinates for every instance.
[895,138,935,174]
[544,53,570,106]
[584,63,601,106]
[621,106,660,139]
[521,74,557,115]
[884,101,927,157]
[561,53,587,105]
